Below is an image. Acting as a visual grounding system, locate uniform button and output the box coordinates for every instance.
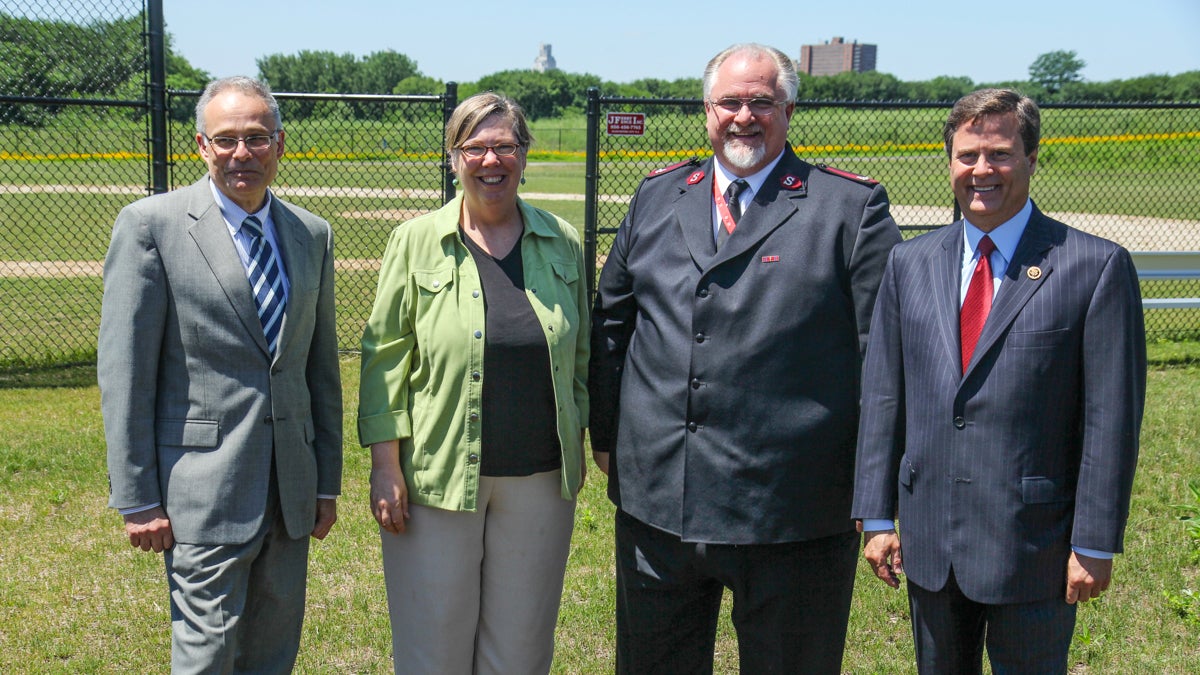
[953,416,966,429]
[432,280,440,288]
[472,371,481,382]
[687,422,698,432]
[472,290,480,298]
[474,330,482,339]
[698,288,709,298]
[531,288,538,294]
[468,453,479,464]
[691,378,701,389]
[263,415,273,424]
[694,333,705,343]
[469,412,479,422]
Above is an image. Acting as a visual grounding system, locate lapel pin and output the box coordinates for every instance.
[761,255,780,263]
[687,170,705,185]
[780,175,803,190]
[1027,266,1042,280]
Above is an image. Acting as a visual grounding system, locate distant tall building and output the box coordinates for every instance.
[798,37,877,77]
[533,44,557,73]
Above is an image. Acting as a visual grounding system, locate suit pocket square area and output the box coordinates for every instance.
[1021,476,1073,504]
[155,419,219,448]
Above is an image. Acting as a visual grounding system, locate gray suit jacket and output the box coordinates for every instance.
[99,179,342,545]
[852,204,1146,604]
[590,148,901,544]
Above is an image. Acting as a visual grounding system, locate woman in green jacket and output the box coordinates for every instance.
[358,92,589,674]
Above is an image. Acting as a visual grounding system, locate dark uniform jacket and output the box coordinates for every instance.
[590,147,901,544]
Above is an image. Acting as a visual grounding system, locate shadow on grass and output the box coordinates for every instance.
[0,362,97,389]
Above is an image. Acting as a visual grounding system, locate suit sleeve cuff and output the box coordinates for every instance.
[1071,546,1113,559]
[118,502,161,516]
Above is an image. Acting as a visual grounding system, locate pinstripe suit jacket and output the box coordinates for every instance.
[99,179,343,545]
[852,204,1146,604]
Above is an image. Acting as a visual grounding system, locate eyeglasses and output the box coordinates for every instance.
[203,131,279,153]
[458,143,521,159]
[707,97,787,115]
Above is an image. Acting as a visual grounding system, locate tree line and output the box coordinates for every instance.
[3,13,1199,127]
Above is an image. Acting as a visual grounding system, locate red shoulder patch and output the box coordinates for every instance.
[816,164,879,185]
[646,158,700,178]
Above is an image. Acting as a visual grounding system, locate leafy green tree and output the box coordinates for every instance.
[0,13,144,125]
[1029,50,1086,94]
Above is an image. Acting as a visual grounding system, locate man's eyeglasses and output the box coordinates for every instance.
[203,131,280,153]
[707,97,787,115]
[458,143,521,159]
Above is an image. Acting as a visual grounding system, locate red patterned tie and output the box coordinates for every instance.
[960,235,996,373]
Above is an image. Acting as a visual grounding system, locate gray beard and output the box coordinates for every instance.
[721,136,766,171]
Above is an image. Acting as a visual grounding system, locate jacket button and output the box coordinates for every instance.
[263,415,273,424]
[468,453,479,464]
[469,412,479,422]
[472,371,481,382]
[687,422,698,432]
[474,330,482,339]
[698,288,709,298]
[472,290,480,298]
[953,416,966,429]
[691,378,701,389]
[694,333,705,343]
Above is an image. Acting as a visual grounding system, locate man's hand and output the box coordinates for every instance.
[863,530,904,588]
[123,507,174,553]
[311,497,337,540]
[1066,552,1113,604]
[593,450,610,476]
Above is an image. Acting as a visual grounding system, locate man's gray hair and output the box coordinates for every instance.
[702,43,799,102]
[195,76,283,134]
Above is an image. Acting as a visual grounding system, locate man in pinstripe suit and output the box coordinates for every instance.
[852,89,1146,673]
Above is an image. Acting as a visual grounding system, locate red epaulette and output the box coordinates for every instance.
[646,158,700,178]
[816,164,879,185]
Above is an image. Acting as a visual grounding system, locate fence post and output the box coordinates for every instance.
[442,81,458,204]
[146,0,169,194]
[584,86,600,303]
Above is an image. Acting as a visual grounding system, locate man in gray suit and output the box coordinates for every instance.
[853,89,1146,673]
[589,43,901,673]
[98,76,342,673]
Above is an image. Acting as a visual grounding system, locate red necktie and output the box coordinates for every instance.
[960,235,996,373]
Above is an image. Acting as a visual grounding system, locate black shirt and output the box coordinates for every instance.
[462,228,561,476]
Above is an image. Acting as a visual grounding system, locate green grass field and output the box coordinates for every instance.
[0,347,1197,673]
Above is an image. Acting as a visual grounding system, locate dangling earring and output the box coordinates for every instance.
[520,174,526,185]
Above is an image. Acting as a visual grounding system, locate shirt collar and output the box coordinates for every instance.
[963,198,1032,264]
[713,151,785,198]
[208,178,273,234]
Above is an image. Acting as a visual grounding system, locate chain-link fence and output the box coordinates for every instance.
[0,0,150,369]
[585,91,1200,340]
[2,2,1198,370]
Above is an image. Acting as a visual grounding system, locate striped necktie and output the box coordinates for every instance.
[241,215,285,355]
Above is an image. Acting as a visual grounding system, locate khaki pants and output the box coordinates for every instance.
[381,469,576,675]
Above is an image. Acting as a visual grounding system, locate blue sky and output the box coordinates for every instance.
[166,0,1200,86]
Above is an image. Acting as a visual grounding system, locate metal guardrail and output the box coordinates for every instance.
[1133,251,1200,309]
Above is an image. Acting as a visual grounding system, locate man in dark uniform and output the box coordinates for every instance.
[589,43,902,673]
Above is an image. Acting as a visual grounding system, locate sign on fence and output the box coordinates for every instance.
[606,112,645,136]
